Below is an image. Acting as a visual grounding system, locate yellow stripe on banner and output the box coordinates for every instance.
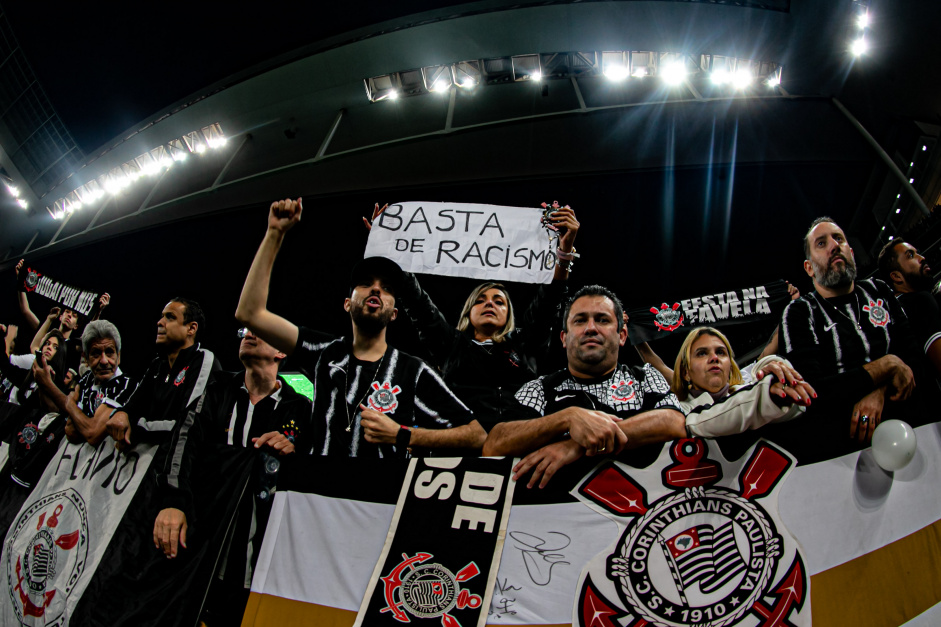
[241,592,569,627]
[811,519,941,627]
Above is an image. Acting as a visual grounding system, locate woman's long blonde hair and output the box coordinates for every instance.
[671,327,743,401]
[456,282,515,343]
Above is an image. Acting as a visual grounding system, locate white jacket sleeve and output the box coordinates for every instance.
[685,373,804,439]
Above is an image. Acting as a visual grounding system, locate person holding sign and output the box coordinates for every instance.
[236,198,486,458]
[367,201,579,428]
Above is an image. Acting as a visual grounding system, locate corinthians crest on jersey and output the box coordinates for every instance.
[571,438,809,627]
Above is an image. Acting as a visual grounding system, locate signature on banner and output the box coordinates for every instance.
[489,530,572,619]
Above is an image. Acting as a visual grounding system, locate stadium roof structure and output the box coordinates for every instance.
[0,0,938,282]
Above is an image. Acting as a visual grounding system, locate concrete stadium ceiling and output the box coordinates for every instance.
[0,0,938,271]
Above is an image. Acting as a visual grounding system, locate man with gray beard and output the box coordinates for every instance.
[774,217,921,459]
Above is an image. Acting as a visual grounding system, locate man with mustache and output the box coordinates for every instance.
[31,320,136,444]
[878,239,941,378]
[778,218,920,456]
[236,198,486,457]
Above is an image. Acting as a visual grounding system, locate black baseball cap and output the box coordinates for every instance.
[349,256,403,293]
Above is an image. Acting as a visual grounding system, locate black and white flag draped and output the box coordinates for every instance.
[1,440,253,627]
[354,456,516,627]
[17,264,101,320]
[626,280,792,345]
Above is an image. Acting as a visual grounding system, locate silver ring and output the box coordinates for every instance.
[598,446,606,453]
[860,415,869,424]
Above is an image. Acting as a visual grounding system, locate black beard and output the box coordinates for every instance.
[904,268,933,292]
[351,306,393,335]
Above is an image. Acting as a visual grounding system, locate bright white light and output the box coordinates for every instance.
[897,194,901,198]
[896,208,901,214]
[910,178,914,183]
[207,137,228,148]
[857,12,870,29]
[55,210,64,220]
[851,38,868,56]
[604,65,629,81]
[387,90,399,100]
[711,69,730,85]
[460,78,476,88]
[16,198,27,209]
[531,71,542,82]
[7,185,19,197]
[72,201,82,211]
[881,226,885,231]
[923,145,928,151]
[767,75,781,87]
[632,67,648,78]
[910,162,914,167]
[195,143,207,153]
[889,235,894,240]
[661,62,687,86]
[732,69,752,89]
[172,152,188,162]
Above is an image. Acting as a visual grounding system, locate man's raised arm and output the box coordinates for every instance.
[235,198,304,355]
[15,259,40,331]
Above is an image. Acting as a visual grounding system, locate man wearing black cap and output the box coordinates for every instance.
[236,198,485,457]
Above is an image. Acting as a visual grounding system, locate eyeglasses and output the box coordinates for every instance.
[237,327,251,339]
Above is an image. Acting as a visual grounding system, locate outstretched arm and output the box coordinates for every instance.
[14,259,40,331]
[30,307,59,352]
[235,198,304,355]
[360,407,488,451]
[634,341,673,383]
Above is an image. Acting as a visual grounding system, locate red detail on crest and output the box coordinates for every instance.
[663,439,720,488]
[36,512,45,530]
[580,577,625,627]
[751,557,806,626]
[454,562,479,582]
[379,552,432,623]
[651,302,685,332]
[56,529,80,550]
[456,588,482,610]
[174,367,188,387]
[580,466,648,515]
[610,380,635,402]
[14,556,56,617]
[862,299,890,327]
[47,504,63,528]
[441,614,461,627]
[739,443,791,500]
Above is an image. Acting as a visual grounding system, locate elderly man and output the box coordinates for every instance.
[778,218,920,455]
[235,198,485,458]
[32,320,136,444]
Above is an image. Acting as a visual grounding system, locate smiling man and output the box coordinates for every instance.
[482,285,687,484]
[777,218,921,455]
[31,320,136,445]
[235,198,486,458]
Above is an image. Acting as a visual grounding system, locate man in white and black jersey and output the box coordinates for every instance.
[483,285,690,485]
[30,319,136,445]
[778,217,920,452]
[235,197,486,458]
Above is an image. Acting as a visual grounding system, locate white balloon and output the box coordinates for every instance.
[871,419,917,472]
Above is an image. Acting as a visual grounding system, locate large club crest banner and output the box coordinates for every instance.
[1,438,156,627]
[364,202,557,284]
[571,438,808,627]
[627,280,791,345]
[17,264,102,319]
[354,456,517,627]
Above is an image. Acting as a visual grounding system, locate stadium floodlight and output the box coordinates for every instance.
[122,161,142,181]
[183,131,207,154]
[365,74,399,102]
[511,54,542,82]
[451,60,481,89]
[168,139,188,161]
[397,69,426,97]
[630,51,656,78]
[732,68,753,89]
[66,190,82,211]
[387,90,399,99]
[659,54,688,86]
[6,184,19,197]
[422,65,452,93]
[889,235,894,240]
[851,38,868,56]
[602,51,629,81]
[16,198,27,209]
[896,208,901,214]
[202,123,226,148]
[857,12,870,29]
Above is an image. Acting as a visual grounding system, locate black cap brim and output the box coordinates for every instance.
[350,256,403,293]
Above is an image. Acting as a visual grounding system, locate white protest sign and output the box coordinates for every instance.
[364,202,556,284]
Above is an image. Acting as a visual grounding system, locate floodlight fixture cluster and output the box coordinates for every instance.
[4,177,27,209]
[365,51,783,102]
[49,123,227,220]
[850,0,871,56]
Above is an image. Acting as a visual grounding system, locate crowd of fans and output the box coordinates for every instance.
[2,199,939,625]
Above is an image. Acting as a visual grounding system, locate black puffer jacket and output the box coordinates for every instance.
[398,272,567,428]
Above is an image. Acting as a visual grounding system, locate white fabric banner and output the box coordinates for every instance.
[364,202,556,284]
[1,438,156,626]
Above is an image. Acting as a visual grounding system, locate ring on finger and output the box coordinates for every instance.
[860,415,869,424]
